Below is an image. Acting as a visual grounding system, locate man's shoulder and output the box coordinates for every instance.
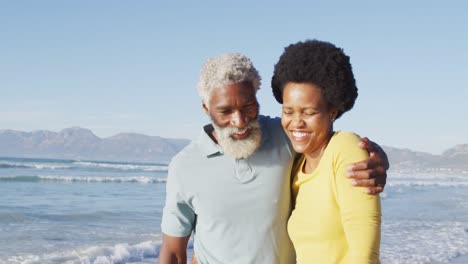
[258,115,282,135]
[169,140,203,168]
[258,114,281,125]
[171,140,201,163]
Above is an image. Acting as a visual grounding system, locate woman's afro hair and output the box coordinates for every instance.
[271,39,358,119]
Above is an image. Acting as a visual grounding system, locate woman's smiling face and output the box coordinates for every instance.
[281,82,337,156]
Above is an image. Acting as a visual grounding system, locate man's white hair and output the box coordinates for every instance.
[197,53,261,104]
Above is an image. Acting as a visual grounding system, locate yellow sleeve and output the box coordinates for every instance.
[332,132,381,264]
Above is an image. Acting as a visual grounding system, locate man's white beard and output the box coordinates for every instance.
[212,120,262,159]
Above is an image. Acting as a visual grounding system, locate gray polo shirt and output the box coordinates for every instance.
[161,115,295,264]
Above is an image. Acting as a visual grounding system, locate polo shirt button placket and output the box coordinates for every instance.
[234,159,256,183]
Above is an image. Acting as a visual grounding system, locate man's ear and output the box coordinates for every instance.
[202,102,209,114]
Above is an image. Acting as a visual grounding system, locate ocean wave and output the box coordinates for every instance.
[0,162,73,170]
[387,180,468,187]
[389,172,468,180]
[6,240,161,264]
[0,212,29,222]
[4,240,194,264]
[0,159,168,172]
[381,220,468,263]
[0,175,167,184]
[72,161,168,172]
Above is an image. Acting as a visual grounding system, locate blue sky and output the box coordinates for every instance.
[1,1,467,154]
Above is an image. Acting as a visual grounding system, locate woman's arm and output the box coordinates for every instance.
[334,133,381,263]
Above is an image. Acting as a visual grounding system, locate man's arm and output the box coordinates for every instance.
[345,137,389,194]
[158,233,190,264]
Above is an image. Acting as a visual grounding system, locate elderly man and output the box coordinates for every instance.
[159,53,388,264]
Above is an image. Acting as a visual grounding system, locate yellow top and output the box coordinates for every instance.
[288,131,381,264]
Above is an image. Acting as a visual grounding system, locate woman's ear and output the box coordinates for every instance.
[330,110,338,122]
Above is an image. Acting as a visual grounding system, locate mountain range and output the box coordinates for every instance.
[382,144,468,173]
[0,127,467,172]
[0,127,189,163]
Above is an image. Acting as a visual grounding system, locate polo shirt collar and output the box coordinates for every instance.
[199,124,224,157]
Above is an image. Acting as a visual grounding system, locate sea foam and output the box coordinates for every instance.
[0,159,168,172]
[381,220,468,264]
[0,175,167,184]
[6,240,161,264]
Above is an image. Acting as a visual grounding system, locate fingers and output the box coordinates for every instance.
[345,167,381,179]
[350,178,375,187]
[362,137,390,170]
[350,176,386,186]
[351,136,389,195]
[366,186,385,195]
[348,143,382,172]
[357,137,390,170]
[349,177,386,195]
[371,143,390,170]
[347,158,378,172]
[358,137,374,152]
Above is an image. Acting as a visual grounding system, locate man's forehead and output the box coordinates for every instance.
[209,80,254,96]
[212,94,258,107]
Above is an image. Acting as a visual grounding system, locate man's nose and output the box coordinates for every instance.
[230,111,248,128]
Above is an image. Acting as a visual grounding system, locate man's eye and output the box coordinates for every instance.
[282,110,292,115]
[304,112,317,116]
[219,110,232,115]
[243,104,257,111]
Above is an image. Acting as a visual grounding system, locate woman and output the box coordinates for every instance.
[272,40,381,263]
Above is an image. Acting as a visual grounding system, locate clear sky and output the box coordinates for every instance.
[1,1,467,155]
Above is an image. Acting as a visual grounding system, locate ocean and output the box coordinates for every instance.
[1,157,467,264]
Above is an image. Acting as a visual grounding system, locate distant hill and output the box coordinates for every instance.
[0,127,190,163]
[0,127,467,171]
[383,145,468,173]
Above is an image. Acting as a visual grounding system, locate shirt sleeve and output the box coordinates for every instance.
[333,132,381,263]
[161,160,196,237]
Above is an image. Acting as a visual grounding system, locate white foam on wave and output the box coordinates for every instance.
[381,220,468,264]
[39,175,167,184]
[385,172,468,188]
[0,161,73,170]
[73,161,168,172]
[5,239,196,264]
[6,240,161,264]
[0,160,168,172]
[390,172,468,180]
[387,180,468,188]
